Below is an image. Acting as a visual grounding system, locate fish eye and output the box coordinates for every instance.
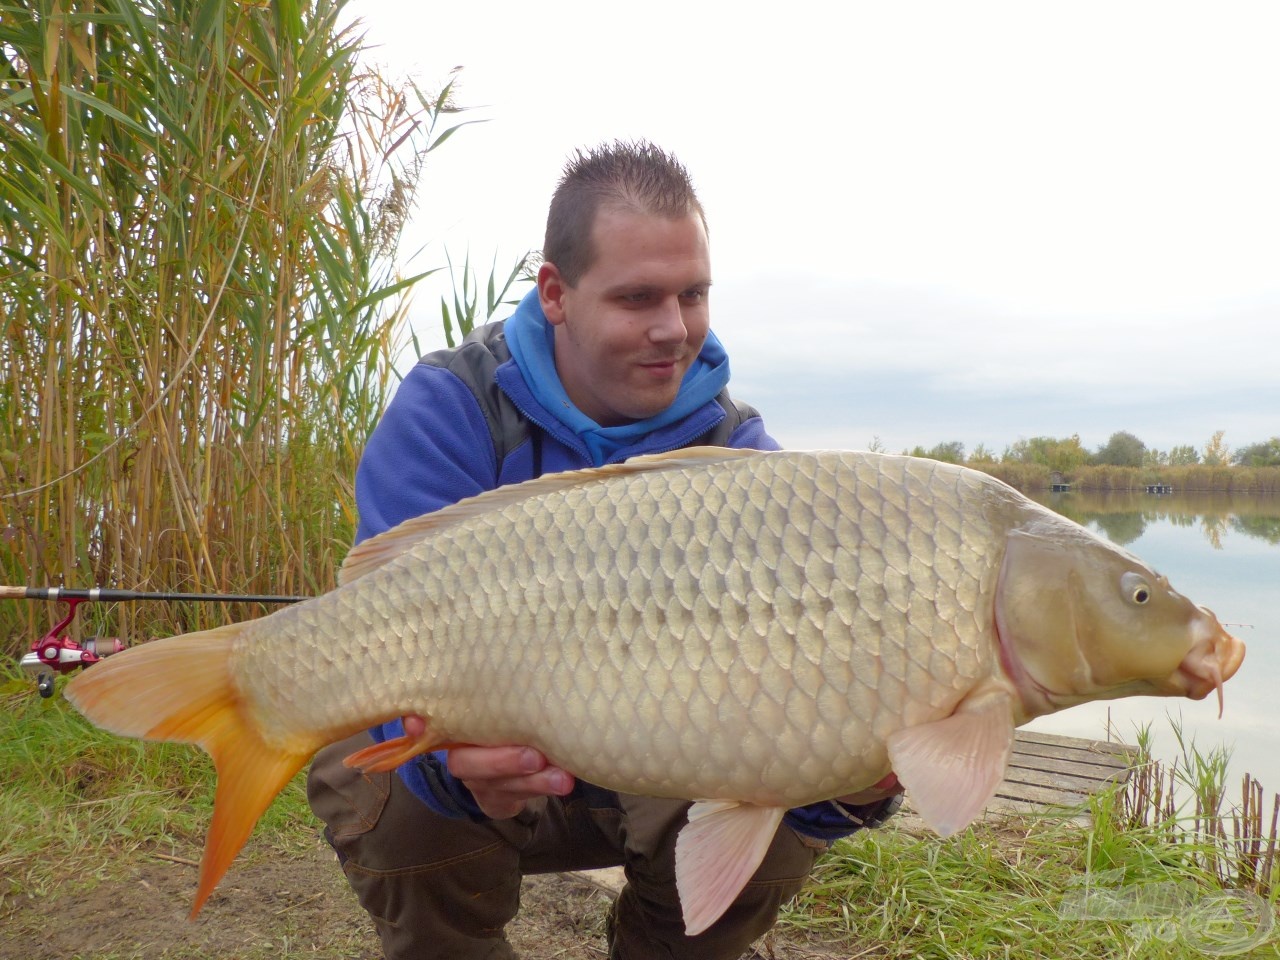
[1121,572,1152,606]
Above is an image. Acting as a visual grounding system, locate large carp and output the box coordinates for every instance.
[65,449,1245,935]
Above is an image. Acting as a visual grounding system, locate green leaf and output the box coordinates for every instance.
[346,268,437,316]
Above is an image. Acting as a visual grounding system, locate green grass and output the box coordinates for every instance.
[783,804,1277,958]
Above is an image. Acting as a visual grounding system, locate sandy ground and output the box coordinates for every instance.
[0,839,852,960]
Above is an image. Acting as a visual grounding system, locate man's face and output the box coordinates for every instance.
[538,206,712,427]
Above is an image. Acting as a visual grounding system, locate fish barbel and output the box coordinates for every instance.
[65,448,1245,935]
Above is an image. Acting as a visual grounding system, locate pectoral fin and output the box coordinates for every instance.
[887,682,1016,836]
[674,801,788,936]
[342,718,459,772]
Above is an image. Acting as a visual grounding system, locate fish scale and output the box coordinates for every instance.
[66,447,1244,934]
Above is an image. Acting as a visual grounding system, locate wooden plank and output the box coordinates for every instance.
[1011,744,1130,774]
[1000,731,1135,809]
[1007,753,1132,784]
[1012,741,1131,767]
[1014,730,1134,760]
[1002,766,1122,795]
[1013,732,1126,757]
[987,796,1058,817]
[994,782,1087,806]
[1008,761,1127,788]
[1013,746,1132,768]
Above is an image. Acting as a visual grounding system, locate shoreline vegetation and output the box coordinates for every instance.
[775,721,1279,957]
[974,462,1280,495]
[902,431,1280,495]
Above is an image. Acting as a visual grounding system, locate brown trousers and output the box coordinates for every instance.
[307,732,824,959]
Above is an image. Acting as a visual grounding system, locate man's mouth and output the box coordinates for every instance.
[638,356,683,375]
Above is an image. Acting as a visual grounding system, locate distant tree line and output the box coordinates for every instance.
[900,430,1280,471]
[892,431,1280,494]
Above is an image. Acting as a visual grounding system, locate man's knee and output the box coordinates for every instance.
[308,733,527,959]
[307,734,390,856]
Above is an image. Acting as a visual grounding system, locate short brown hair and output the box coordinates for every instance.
[543,140,708,286]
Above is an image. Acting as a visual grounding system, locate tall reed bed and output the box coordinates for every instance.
[1067,465,1280,494]
[0,0,450,652]
[967,461,1051,492]
[1166,465,1280,495]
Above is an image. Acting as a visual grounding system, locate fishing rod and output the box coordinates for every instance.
[3,585,308,698]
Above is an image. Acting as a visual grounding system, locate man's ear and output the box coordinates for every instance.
[537,262,568,326]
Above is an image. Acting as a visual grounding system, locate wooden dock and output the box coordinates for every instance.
[569,730,1135,896]
[984,729,1133,814]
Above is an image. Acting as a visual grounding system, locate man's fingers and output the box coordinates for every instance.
[447,745,546,780]
[445,744,575,819]
[836,773,903,806]
[403,714,429,739]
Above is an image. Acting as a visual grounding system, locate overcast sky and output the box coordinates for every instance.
[345,0,1279,458]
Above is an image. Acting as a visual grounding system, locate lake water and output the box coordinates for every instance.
[1020,489,1279,800]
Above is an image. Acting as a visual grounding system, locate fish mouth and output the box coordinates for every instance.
[1168,617,1246,718]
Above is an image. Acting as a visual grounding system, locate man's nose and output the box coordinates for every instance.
[648,296,687,344]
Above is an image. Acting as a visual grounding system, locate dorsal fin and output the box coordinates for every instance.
[338,446,766,585]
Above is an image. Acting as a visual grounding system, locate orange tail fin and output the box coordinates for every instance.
[63,626,319,918]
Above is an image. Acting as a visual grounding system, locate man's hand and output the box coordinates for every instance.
[446,744,575,819]
[835,772,903,807]
[403,713,574,819]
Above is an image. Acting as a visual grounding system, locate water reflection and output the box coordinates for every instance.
[1234,514,1280,545]
[1029,490,1280,549]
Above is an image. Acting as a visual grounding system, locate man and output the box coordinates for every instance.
[307,140,900,959]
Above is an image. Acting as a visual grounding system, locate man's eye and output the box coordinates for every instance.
[681,289,706,303]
